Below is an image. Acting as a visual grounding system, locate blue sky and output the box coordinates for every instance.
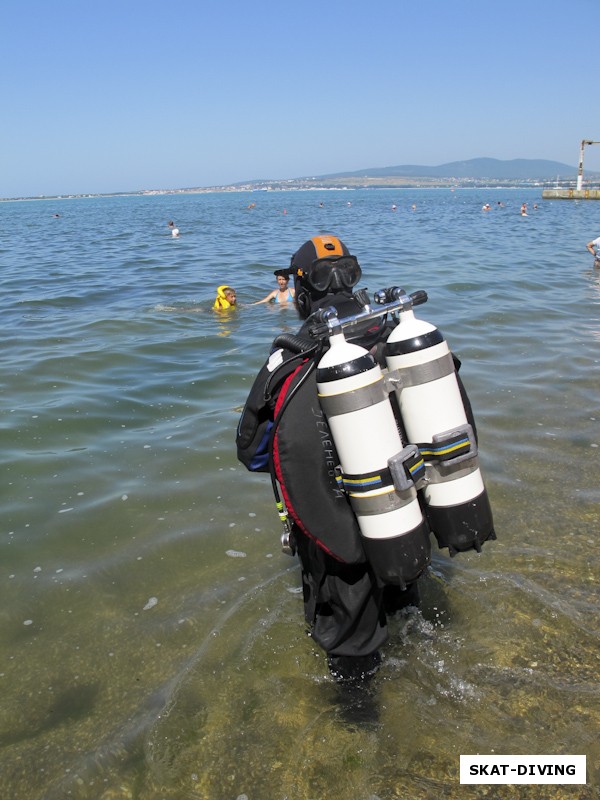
[3,0,599,197]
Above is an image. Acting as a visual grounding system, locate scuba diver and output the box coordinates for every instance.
[213,285,237,310]
[236,235,495,683]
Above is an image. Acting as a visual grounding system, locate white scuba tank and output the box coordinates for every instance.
[383,306,495,554]
[316,328,430,587]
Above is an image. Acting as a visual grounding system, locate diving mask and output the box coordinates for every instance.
[301,255,362,293]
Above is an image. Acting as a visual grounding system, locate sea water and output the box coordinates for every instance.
[1,188,599,799]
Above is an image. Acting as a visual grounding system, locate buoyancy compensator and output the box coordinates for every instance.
[236,332,367,564]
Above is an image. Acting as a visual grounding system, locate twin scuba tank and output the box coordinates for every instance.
[313,288,495,588]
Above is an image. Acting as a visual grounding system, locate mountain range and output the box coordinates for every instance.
[229,157,600,192]
[317,157,584,181]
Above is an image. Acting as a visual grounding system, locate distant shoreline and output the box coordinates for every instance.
[0,177,590,204]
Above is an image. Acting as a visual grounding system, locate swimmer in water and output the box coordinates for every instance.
[586,235,600,268]
[253,269,295,305]
[213,285,237,309]
[168,221,180,237]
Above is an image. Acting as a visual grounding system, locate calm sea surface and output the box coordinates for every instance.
[1,188,599,799]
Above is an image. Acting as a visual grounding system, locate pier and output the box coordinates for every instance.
[542,188,600,200]
[544,139,599,199]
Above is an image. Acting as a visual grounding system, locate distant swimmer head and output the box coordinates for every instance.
[214,285,237,310]
[290,235,362,318]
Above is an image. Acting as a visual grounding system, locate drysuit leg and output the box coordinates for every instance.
[294,527,388,659]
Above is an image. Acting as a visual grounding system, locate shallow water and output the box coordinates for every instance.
[1,188,599,799]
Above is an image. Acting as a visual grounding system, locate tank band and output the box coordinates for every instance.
[316,353,375,382]
[318,377,385,416]
[341,444,424,497]
[425,455,479,484]
[342,465,393,492]
[349,486,415,516]
[384,328,444,355]
[390,352,455,389]
[388,444,426,490]
[418,424,478,466]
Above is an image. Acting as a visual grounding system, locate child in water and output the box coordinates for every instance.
[213,285,237,309]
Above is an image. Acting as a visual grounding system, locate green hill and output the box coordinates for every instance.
[319,157,580,180]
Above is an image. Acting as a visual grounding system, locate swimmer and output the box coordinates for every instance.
[253,269,295,305]
[482,203,491,211]
[213,285,237,310]
[391,204,397,212]
[168,221,180,237]
[520,203,528,217]
[586,235,600,268]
